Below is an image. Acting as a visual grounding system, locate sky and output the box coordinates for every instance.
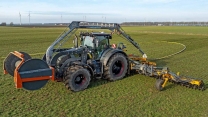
[0,0,208,24]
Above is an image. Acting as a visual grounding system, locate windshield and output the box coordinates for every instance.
[82,36,94,48]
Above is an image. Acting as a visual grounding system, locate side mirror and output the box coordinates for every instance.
[122,44,126,49]
[117,43,126,49]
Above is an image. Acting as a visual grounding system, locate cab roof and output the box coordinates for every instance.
[80,32,111,36]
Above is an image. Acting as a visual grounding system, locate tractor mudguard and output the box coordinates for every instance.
[58,57,81,73]
[50,48,84,66]
[50,50,72,66]
[100,48,128,66]
[71,62,94,77]
[3,51,55,90]
[54,55,94,77]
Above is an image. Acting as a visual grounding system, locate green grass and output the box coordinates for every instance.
[0,26,208,117]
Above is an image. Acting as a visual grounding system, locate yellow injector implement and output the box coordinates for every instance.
[128,55,205,91]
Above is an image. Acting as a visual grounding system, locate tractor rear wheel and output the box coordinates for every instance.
[104,53,128,81]
[64,65,91,92]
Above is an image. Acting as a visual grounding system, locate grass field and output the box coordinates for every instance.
[0,26,208,117]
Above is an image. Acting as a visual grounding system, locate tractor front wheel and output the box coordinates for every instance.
[64,65,91,92]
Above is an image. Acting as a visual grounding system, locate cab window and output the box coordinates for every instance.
[82,36,94,48]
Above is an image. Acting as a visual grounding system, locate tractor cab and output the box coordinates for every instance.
[79,32,112,58]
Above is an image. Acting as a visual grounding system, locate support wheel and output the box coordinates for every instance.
[155,79,165,91]
[64,65,91,92]
[104,53,128,81]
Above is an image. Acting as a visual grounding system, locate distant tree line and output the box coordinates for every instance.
[121,22,208,26]
[0,22,70,26]
[0,22,6,26]
[1,21,208,26]
[0,22,14,26]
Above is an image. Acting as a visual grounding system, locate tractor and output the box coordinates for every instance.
[3,21,205,91]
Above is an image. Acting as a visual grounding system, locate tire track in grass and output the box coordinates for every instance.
[1,41,186,60]
[130,31,208,36]
[149,41,186,60]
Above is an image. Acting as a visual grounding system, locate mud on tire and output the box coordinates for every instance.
[64,65,91,92]
[104,53,128,81]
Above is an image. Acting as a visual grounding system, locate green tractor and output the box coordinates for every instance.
[62,32,130,91]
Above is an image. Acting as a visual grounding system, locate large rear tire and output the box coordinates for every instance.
[104,53,128,81]
[5,52,31,76]
[64,65,91,92]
